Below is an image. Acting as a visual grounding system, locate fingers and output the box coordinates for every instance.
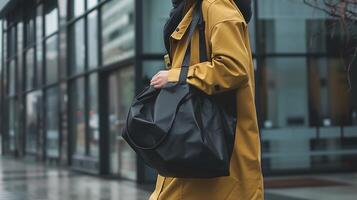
[151,78,164,88]
[150,70,169,89]
[150,79,160,86]
[151,71,160,80]
[150,71,161,82]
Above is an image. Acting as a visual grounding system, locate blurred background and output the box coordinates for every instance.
[0,0,356,199]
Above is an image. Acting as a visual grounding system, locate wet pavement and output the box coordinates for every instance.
[0,157,151,200]
[0,157,356,200]
[265,173,357,200]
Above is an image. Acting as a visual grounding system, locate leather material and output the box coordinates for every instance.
[122,1,237,178]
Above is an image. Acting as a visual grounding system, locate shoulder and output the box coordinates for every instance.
[202,0,247,26]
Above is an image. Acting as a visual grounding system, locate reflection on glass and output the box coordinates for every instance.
[101,0,135,66]
[142,0,170,53]
[261,128,315,172]
[108,66,136,179]
[9,99,17,151]
[36,4,43,42]
[260,57,308,128]
[73,0,85,17]
[70,19,85,74]
[89,74,99,157]
[88,11,98,69]
[70,78,86,155]
[9,60,15,95]
[37,39,43,86]
[87,0,98,10]
[46,87,59,158]
[46,35,58,84]
[26,91,42,154]
[17,22,23,91]
[58,0,67,19]
[257,0,357,54]
[0,25,2,74]
[308,20,357,55]
[26,16,35,46]
[248,0,256,53]
[308,57,356,126]
[3,32,6,60]
[258,0,317,54]
[45,6,58,36]
[26,48,35,90]
[8,26,16,58]
[17,22,23,54]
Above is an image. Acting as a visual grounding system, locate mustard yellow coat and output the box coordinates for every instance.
[149,0,264,199]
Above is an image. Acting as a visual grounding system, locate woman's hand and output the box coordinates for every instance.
[150,70,169,89]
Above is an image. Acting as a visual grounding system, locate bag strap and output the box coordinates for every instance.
[198,6,208,62]
[178,1,207,84]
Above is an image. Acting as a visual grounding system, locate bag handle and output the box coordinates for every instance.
[178,0,206,84]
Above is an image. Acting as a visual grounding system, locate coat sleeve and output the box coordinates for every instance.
[167,20,251,95]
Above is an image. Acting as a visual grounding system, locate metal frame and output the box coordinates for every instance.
[67,0,102,170]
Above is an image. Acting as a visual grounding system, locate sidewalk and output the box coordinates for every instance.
[0,157,356,200]
[265,173,357,200]
[0,157,151,200]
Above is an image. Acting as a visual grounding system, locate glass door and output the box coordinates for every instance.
[25,90,44,158]
[107,66,137,180]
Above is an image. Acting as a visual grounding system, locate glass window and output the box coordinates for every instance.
[17,22,23,54]
[3,32,7,60]
[310,19,356,55]
[17,22,23,92]
[257,0,357,55]
[45,5,58,36]
[142,0,171,54]
[8,26,16,58]
[26,91,42,154]
[107,66,136,178]
[9,99,17,151]
[3,19,7,30]
[88,74,99,157]
[308,57,357,127]
[58,30,67,79]
[70,78,86,155]
[101,0,135,66]
[87,0,98,10]
[58,82,68,160]
[261,127,316,172]
[70,19,85,74]
[26,15,35,46]
[259,57,308,129]
[36,4,43,43]
[248,0,256,53]
[46,86,60,158]
[37,39,43,86]
[58,0,67,19]
[73,0,85,17]
[26,48,35,90]
[257,0,320,54]
[45,35,58,84]
[88,11,98,69]
[9,60,15,95]
[0,22,2,76]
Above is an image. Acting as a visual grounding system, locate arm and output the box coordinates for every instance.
[167,20,251,95]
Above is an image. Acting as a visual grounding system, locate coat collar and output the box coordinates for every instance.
[170,0,197,40]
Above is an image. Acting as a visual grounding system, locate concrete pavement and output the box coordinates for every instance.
[0,157,356,200]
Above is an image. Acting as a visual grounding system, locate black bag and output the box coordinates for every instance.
[122,1,237,178]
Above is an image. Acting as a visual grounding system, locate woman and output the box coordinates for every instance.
[149,0,264,199]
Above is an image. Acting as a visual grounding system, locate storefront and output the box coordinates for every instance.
[0,0,356,184]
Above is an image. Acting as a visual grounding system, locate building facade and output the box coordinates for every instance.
[0,0,356,184]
